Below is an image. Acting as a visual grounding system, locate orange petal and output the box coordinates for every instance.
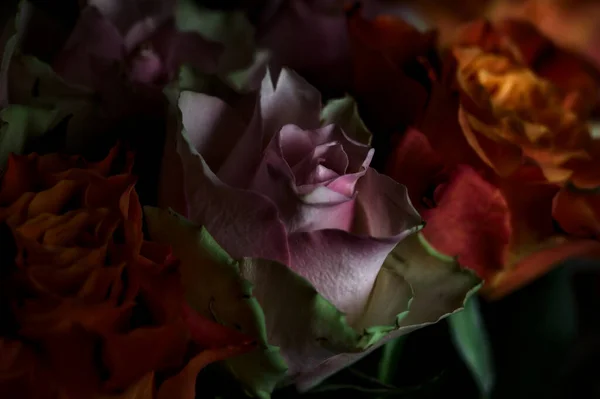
[458,107,523,176]
[156,344,255,399]
[484,239,600,300]
[553,187,600,238]
[96,373,155,399]
[27,180,80,218]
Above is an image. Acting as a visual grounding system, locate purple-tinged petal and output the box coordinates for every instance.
[286,168,422,322]
[291,142,348,185]
[175,95,290,266]
[353,168,422,238]
[52,7,125,88]
[259,0,351,96]
[88,0,175,48]
[128,48,164,84]
[260,68,322,143]
[178,91,249,173]
[292,232,480,391]
[145,22,223,78]
[249,124,368,233]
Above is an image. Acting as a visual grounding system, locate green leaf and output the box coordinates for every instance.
[321,95,372,145]
[448,296,494,398]
[175,0,255,72]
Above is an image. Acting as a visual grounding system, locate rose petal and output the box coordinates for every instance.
[103,326,189,391]
[553,187,600,238]
[175,121,290,265]
[144,207,288,397]
[290,233,481,390]
[176,91,250,178]
[287,168,422,321]
[420,166,511,280]
[96,372,155,399]
[484,239,600,300]
[385,128,444,210]
[248,124,373,233]
[259,68,322,144]
[347,5,434,132]
[259,0,351,96]
[88,0,175,48]
[52,7,125,88]
[156,344,255,399]
[458,107,523,177]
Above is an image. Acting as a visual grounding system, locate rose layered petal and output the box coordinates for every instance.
[452,19,597,182]
[284,168,421,320]
[175,125,291,265]
[146,208,479,394]
[553,187,600,238]
[52,2,222,89]
[248,124,373,232]
[419,166,511,280]
[385,128,445,210]
[347,6,436,132]
[259,0,352,97]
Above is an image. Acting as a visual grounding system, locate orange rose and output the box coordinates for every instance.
[450,19,600,182]
[0,147,253,399]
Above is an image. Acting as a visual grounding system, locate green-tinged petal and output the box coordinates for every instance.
[280,232,480,391]
[143,206,287,398]
[145,205,482,394]
[8,52,92,108]
[175,0,255,72]
[448,296,494,398]
[321,95,372,145]
[0,105,62,165]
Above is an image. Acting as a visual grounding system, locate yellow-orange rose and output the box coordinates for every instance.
[450,19,600,183]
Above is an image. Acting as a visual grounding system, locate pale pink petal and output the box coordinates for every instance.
[287,168,422,320]
[291,142,348,185]
[178,91,249,173]
[260,69,322,143]
[248,125,371,233]
[128,48,164,84]
[176,115,291,266]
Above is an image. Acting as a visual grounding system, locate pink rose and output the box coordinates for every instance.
[156,68,480,390]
